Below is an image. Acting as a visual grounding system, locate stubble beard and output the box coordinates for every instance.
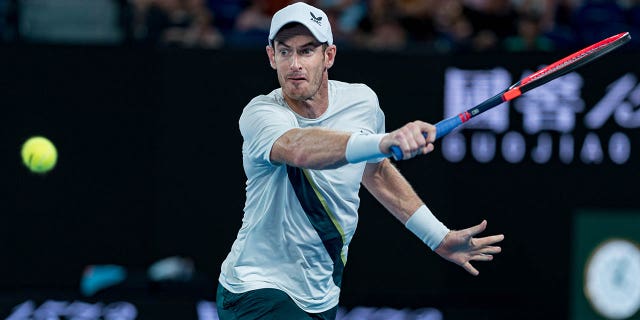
[281,60,326,102]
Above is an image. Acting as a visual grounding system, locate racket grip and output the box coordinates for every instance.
[390,145,404,161]
[434,116,463,139]
[390,116,463,160]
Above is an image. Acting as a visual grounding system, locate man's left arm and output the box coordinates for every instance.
[362,159,505,276]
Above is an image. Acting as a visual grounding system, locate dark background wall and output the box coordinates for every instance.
[1,44,639,319]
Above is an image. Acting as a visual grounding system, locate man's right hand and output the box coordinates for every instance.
[380,121,436,160]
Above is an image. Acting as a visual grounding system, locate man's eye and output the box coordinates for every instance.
[301,48,313,55]
[279,50,289,56]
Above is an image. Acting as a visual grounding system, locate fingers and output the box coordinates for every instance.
[410,122,427,144]
[462,262,479,276]
[464,219,487,237]
[474,245,502,255]
[417,121,437,143]
[474,234,505,247]
[462,251,498,276]
[403,122,428,158]
[421,143,434,155]
[470,253,494,262]
[391,121,435,159]
[446,220,503,276]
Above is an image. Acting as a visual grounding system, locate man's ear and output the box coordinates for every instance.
[266,45,277,70]
[324,45,337,69]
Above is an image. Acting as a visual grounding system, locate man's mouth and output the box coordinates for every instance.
[288,74,306,81]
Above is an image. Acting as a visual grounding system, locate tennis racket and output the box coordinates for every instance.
[390,31,631,160]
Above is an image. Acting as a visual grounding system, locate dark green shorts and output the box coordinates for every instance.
[216,283,338,320]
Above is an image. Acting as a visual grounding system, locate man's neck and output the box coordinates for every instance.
[284,80,329,119]
[286,96,327,118]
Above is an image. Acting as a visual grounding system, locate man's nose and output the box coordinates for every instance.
[289,54,302,70]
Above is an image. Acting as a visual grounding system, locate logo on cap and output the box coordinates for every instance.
[310,12,322,25]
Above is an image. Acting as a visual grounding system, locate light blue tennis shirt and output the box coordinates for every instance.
[219,80,386,313]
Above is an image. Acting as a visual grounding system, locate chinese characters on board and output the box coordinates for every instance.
[442,68,640,164]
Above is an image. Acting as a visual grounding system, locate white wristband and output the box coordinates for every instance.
[345,133,387,163]
[405,205,450,250]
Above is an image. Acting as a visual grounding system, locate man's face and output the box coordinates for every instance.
[267,34,335,102]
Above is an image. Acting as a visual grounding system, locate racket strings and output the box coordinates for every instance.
[524,35,629,85]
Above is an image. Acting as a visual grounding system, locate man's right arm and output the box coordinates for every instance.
[269,120,438,170]
[270,128,351,170]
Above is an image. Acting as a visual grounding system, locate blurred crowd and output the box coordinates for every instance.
[2,0,640,52]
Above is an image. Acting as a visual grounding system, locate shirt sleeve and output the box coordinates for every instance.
[368,89,387,163]
[373,97,386,135]
[239,99,298,166]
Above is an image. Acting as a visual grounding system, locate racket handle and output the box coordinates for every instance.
[390,116,463,160]
[434,116,463,139]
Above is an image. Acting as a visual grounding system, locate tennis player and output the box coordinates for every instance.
[217,3,504,319]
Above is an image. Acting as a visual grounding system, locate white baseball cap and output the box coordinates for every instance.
[268,2,333,46]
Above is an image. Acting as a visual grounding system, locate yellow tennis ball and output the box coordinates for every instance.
[21,136,58,174]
